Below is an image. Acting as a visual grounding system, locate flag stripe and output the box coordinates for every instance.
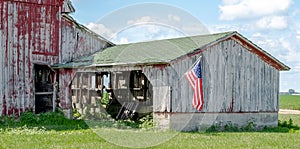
[185,58,204,111]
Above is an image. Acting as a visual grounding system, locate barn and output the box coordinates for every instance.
[0,0,113,116]
[57,31,290,131]
[0,0,290,131]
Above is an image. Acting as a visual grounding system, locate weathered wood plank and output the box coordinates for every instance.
[153,86,171,112]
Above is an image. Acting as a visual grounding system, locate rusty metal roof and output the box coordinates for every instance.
[56,31,290,71]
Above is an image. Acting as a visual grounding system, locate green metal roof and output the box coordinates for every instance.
[57,31,235,68]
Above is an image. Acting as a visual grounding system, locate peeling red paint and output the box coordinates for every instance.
[0,0,111,116]
[2,104,6,116]
[228,96,234,112]
[0,0,62,115]
[152,64,168,70]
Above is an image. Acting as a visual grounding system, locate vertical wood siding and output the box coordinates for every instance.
[58,17,112,109]
[147,39,279,113]
[0,0,111,115]
[60,16,111,63]
[0,0,63,116]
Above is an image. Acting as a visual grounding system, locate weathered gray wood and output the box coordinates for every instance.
[166,38,281,113]
[153,86,171,112]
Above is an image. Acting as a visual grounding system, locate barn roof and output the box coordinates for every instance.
[56,31,290,71]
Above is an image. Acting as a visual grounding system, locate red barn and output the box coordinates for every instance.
[0,0,113,115]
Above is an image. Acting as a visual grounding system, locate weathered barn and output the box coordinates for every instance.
[58,31,290,130]
[0,0,291,131]
[0,0,113,115]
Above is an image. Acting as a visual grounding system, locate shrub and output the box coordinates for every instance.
[19,111,38,125]
[138,114,153,129]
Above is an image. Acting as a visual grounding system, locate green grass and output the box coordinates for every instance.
[1,98,300,149]
[280,95,300,110]
[279,114,300,126]
[0,114,299,149]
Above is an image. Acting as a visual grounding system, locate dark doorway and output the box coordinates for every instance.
[34,65,55,113]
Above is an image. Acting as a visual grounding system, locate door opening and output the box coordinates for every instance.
[34,65,55,113]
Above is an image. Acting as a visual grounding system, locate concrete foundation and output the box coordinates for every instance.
[154,112,278,131]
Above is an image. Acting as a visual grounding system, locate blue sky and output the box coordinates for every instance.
[70,0,300,92]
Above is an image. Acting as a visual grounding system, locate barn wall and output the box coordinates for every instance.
[0,0,111,115]
[147,39,280,113]
[143,65,179,112]
[58,17,112,109]
[0,0,63,116]
[200,39,279,113]
[60,16,111,63]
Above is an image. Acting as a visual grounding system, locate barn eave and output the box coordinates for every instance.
[172,31,290,71]
[231,32,290,71]
[61,14,115,47]
[55,31,290,71]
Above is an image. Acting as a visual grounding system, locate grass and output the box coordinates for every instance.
[0,95,300,149]
[280,95,300,110]
[0,128,300,148]
[279,114,300,126]
[0,114,299,148]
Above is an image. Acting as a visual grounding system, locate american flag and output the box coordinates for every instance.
[185,58,204,111]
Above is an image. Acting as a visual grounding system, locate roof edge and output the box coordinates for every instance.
[61,14,115,46]
[231,32,290,71]
[171,31,237,63]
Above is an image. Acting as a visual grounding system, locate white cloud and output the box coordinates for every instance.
[256,16,288,30]
[118,37,129,44]
[279,38,300,63]
[256,39,277,48]
[294,65,300,72]
[208,24,250,33]
[222,0,240,5]
[127,15,182,25]
[296,30,300,39]
[168,14,181,22]
[86,22,113,38]
[219,0,293,20]
[252,33,262,37]
[127,16,152,25]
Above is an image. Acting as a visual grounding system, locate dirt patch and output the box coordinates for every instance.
[279,109,300,114]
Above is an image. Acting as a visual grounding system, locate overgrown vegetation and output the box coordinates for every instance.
[0,109,88,130]
[206,118,300,133]
[83,109,154,130]
[0,108,154,131]
[0,113,299,148]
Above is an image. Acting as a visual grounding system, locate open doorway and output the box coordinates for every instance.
[70,70,153,120]
[34,65,56,113]
[113,70,153,120]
